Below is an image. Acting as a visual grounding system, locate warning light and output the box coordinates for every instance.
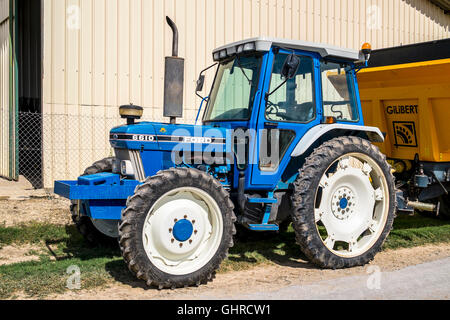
[323,116,337,124]
[361,43,372,63]
[361,43,372,54]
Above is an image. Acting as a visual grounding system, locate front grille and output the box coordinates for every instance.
[114,148,146,181]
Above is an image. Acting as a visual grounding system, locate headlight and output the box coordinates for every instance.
[120,160,135,177]
[243,42,255,52]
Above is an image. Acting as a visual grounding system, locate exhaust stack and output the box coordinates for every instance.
[163,16,184,125]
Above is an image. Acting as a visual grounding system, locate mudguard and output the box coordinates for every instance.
[291,124,385,157]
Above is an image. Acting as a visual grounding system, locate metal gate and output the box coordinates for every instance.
[0,0,18,181]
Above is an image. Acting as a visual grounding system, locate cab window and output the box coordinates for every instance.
[320,61,359,121]
[265,54,315,123]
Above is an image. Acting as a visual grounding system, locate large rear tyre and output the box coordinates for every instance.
[291,136,396,269]
[71,157,118,245]
[119,168,236,289]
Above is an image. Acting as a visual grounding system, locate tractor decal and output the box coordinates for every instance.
[109,133,226,144]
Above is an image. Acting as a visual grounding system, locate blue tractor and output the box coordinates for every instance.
[55,17,395,289]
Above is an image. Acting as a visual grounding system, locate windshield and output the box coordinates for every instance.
[203,54,262,122]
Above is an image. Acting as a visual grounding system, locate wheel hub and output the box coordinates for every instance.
[331,187,355,220]
[172,219,194,242]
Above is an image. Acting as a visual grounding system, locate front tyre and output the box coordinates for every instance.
[71,157,118,245]
[291,136,396,269]
[119,168,236,289]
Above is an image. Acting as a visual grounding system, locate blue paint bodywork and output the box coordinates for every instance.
[54,45,367,225]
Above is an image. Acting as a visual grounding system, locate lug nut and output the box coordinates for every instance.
[179,243,183,248]
[171,238,175,243]
[174,218,178,222]
[184,215,188,219]
[189,240,193,244]
[194,230,198,234]
[192,220,196,224]
[169,228,173,233]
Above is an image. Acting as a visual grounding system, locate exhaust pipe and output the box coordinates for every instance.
[163,16,184,125]
[166,16,179,57]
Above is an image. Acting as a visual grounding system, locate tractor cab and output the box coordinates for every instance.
[197,38,372,190]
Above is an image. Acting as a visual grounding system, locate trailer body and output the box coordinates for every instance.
[358,59,450,163]
[357,39,450,214]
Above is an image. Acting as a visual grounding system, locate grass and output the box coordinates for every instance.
[0,223,68,246]
[0,213,449,298]
[384,214,450,249]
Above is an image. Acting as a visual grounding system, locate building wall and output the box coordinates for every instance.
[0,0,13,180]
[41,0,450,187]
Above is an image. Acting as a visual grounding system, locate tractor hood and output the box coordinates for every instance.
[109,122,229,152]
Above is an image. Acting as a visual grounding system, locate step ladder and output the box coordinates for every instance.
[247,193,279,231]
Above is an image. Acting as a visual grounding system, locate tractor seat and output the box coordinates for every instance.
[278,102,314,122]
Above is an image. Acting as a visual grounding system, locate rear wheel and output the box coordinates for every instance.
[71,157,118,245]
[119,168,236,289]
[291,136,396,269]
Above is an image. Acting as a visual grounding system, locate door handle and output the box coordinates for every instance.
[264,122,278,129]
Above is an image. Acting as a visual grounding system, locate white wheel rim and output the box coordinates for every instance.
[314,153,389,258]
[142,187,223,275]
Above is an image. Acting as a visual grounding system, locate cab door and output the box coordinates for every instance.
[249,48,322,189]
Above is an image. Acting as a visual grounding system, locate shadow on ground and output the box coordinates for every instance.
[39,223,315,289]
[39,213,450,290]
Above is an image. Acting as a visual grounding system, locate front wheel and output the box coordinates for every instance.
[119,168,236,289]
[291,136,396,269]
[71,157,118,245]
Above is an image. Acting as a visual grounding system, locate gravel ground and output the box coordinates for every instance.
[48,243,450,300]
[0,198,71,227]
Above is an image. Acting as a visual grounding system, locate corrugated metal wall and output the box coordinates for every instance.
[0,0,16,180]
[41,0,450,187]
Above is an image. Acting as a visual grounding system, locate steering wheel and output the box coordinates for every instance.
[266,100,281,117]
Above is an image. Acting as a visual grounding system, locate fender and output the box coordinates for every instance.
[291,124,385,157]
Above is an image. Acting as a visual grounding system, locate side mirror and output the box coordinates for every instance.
[281,53,300,80]
[196,75,205,92]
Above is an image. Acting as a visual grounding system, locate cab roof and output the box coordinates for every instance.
[212,37,364,63]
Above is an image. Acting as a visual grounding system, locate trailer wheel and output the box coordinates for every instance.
[71,157,118,245]
[291,136,396,269]
[119,168,236,289]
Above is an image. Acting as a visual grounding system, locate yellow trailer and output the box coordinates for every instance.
[358,59,450,163]
[356,39,450,216]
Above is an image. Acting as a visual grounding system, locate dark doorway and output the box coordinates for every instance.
[17,0,42,188]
